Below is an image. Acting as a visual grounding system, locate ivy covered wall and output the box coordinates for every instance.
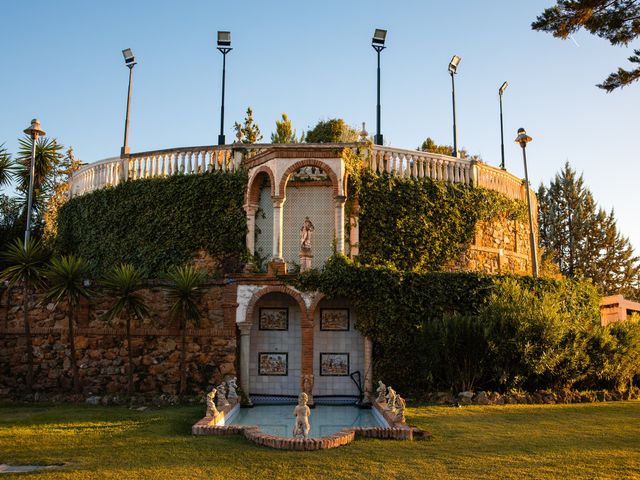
[56,171,248,277]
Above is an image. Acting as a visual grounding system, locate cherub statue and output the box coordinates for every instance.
[216,383,230,409]
[300,217,315,250]
[292,392,311,439]
[205,388,218,417]
[226,377,238,403]
[385,386,397,413]
[393,395,406,424]
[376,380,387,404]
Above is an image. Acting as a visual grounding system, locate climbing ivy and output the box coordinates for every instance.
[55,171,248,277]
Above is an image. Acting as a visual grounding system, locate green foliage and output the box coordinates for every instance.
[538,162,639,298]
[293,255,639,395]
[16,136,64,213]
[305,118,358,143]
[270,113,303,143]
[56,171,248,278]
[101,263,150,323]
[532,1,640,91]
[356,170,527,271]
[233,107,262,144]
[0,238,48,290]
[419,137,454,156]
[0,144,16,187]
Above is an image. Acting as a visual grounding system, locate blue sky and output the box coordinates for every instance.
[2,0,639,249]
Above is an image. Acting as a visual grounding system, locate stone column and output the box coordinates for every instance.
[349,199,360,258]
[334,195,346,255]
[120,155,129,183]
[272,197,285,261]
[245,204,258,255]
[364,336,373,401]
[238,323,252,404]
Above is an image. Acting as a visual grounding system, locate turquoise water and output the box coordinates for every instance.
[230,405,382,438]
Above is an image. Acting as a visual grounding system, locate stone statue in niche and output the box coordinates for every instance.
[216,383,230,409]
[226,377,238,403]
[385,386,397,413]
[300,217,315,250]
[393,395,406,424]
[292,392,311,439]
[376,380,387,404]
[301,374,314,405]
[299,217,315,272]
[205,388,218,417]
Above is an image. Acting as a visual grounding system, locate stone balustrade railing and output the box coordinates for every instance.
[69,143,530,204]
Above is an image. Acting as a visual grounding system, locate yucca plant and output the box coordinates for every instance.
[0,238,48,392]
[42,255,91,394]
[101,264,150,395]
[0,144,17,188]
[165,265,206,395]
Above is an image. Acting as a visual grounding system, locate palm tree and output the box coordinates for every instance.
[0,238,47,392]
[101,264,150,395]
[0,144,17,188]
[165,265,206,395]
[42,255,91,394]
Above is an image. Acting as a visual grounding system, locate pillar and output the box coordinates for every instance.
[238,323,251,404]
[349,199,360,258]
[245,204,258,255]
[334,195,346,254]
[272,197,284,261]
[364,336,373,401]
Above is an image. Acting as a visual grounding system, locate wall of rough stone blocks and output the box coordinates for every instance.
[0,282,237,397]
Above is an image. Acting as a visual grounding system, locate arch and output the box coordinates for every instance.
[245,166,276,207]
[278,159,341,200]
[307,292,327,324]
[244,285,309,328]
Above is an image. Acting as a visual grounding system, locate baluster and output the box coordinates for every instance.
[179,152,185,173]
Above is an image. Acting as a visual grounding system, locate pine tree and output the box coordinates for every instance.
[271,113,303,144]
[233,107,263,144]
[538,162,640,298]
[532,1,640,91]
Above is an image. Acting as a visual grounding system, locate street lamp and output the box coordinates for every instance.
[448,55,461,157]
[121,48,136,156]
[217,31,232,145]
[371,28,387,146]
[23,119,45,246]
[499,81,508,170]
[515,127,539,277]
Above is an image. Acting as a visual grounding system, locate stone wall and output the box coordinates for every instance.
[0,282,238,397]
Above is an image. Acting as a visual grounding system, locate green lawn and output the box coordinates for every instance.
[0,401,639,479]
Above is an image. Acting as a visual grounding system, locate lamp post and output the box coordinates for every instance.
[499,81,508,170]
[121,48,136,156]
[515,127,539,277]
[371,29,387,146]
[448,55,461,157]
[23,119,45,246]
[217,31,232,146]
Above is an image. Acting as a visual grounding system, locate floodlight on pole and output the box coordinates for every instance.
[499,81,508,170]
[371,28,387,146]
[514,127,539,277]
[448,55,461,157]
[121,48,136,156]
[23,119,46,247]
[217,31,233,145]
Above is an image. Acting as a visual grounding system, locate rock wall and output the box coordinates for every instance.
[0,282,238,397]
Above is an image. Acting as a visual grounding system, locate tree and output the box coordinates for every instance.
[0,239,47,392]
[532,1,640,91]
[42,147,81,243]
[165,265,206,395]
[419,137,473,159]
[42,255,91,393]
[305,118,359,143]
[101,263,150,395]
[538,162,640,298]
[233,107,263,144]
[0,195,24,264]
[0,144,16,188]
[271,113,303,144]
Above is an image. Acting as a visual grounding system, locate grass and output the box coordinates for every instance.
[0,401,639,479]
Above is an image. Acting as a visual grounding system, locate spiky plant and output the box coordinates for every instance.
[165,265,206,395]
[42,255,91,394]
[101,264,150,395]
[0,144,16,188]
[0,238,48,391]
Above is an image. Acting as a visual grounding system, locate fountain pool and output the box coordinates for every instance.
[229,404,386,438]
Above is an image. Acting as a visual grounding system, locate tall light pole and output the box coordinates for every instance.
[499,81,508,170]
[371,29,387,146]
[23,119,45,247]
[217,31,232,146]
[448,55,461,157]
[121,48,136,156]
[515,127,539,277]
